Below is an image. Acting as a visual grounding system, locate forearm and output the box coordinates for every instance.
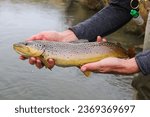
[135,50,150,75]
[121,58,140,74]
[81,57,140,75]
[70,0,132,41]
[61,30,78,42]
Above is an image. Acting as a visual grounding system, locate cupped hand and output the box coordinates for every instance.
[27,31,62,42]
[81,57,140,75]
[19,56,55,69]
[80,37,140,75]
[19,30,77,69]
[27,30,77,42]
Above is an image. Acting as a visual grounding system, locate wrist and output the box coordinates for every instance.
[61,30,78,42]
[123,58,140,74]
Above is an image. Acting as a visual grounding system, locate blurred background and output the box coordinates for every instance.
[0,0,147,100]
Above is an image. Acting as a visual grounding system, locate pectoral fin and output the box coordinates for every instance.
[39,57,50,69]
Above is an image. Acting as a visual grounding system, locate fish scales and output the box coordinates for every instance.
[44,42,127,66]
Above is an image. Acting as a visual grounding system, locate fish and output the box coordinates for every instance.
[13,40,130,77]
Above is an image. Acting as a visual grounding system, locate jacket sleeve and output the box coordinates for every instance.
[69,0,133,41]
[135,50,150,75]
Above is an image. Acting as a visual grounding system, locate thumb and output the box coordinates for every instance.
[96,36,102,42]
[81,62,99,72]
[26,34,42,41]
[47,59,55,69]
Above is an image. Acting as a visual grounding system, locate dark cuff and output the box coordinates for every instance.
[135,51,150,75]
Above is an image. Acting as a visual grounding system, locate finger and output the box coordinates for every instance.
[19,55,27,60]
[35,59,44,69]
[96,36,102,42]
[29,57,36,65]
[26,35,37,41]
[26,34,42,41]
[81,62,99,72]
[102,38,107,42]
[47,59,55,69]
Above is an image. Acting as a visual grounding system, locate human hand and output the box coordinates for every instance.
[19,30,77,69]
[26,30,77,42]
[81,57,140,75]
[19,56,55,69]
[81,37,140,75]
[96,36,107,43]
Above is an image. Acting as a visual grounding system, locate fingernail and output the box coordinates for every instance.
[81,67,86,72]
[19,56,23,60]
[48,59,53,61]
[48,59,54,64]
[36,59,41,63]
[31,57,36,61]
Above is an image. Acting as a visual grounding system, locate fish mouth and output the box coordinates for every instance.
[13,44,30,56]
[13,44,44,57]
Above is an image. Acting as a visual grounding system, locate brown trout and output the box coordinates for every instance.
[13,40,129,77]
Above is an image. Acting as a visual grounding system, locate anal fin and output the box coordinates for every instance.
[83,71,91,77]
[77,66,91,77]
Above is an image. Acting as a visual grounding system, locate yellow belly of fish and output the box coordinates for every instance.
[51,52,122,67]
[42,52,127,77]
[55,57,102,67]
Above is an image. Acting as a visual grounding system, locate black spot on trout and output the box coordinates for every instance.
[13,40,131,77]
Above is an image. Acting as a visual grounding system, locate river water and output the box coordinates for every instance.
[0,0,142,100]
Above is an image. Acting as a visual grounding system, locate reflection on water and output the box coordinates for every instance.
[0,0,138,100]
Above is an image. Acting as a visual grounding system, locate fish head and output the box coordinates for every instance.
[13,41,45,57]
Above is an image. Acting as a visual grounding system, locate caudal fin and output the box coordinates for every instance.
[128,47,136,58]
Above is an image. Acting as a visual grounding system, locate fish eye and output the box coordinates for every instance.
[38,44,43,47]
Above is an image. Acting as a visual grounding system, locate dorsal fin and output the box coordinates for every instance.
[70,39,89,43]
